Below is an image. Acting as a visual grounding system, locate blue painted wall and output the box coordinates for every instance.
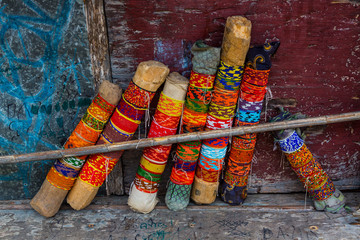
[0,0,94,200]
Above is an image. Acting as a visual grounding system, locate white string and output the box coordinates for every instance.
[128,180,135,196]
[173,154,190,183]
[143,154,167,165]
[152,118,177,131]
[171,150,177,162]
[136,138,142,149]
[264,87,273,122]
[206,91,213,105]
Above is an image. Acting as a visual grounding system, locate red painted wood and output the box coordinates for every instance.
[104,0,360,192]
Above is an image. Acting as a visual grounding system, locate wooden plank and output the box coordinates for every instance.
[84,0,112,88]
[84,0,123,195]
[1,193,360,239]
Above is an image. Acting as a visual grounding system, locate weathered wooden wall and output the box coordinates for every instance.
[84,0,112,89]
[0,0,359,200]
[104,0,360,194]
[0,0,94,200]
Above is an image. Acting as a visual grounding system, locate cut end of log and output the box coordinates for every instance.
[132,60,170,92]
[226,16,252,39]
[30,179,68,218]
[67,179,99,210]
[190,176,219,205]
[221,16,252,66]
[163,72,189,101]
[98,80,123,106]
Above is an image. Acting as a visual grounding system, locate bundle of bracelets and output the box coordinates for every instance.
[165,41,220,211]
[128,72,188,213]
[220,42,280,205]
[270,110,346,213]
[30,80,121,217]
[67,61,169,210]
[191,16,252,205]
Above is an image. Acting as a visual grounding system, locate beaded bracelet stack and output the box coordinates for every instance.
[272,111,346,213]
[165,41,220,211]
[128,74,187,213]
[76,80,156,188]
[220,42,279,205]
[191,61,243,204]
[220,67,269,205]
[165,71,215,210]
[67,61,169,211]
[47,94,117,190]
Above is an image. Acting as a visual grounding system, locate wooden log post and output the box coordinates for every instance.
[30,81,122,217]
[128,72,189,213]
[66,61,169,210]
[191,16,252,205]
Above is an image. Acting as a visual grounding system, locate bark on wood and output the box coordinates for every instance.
[0,111,359,164]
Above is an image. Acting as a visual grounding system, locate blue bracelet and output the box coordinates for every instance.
[236,109,261,123]
[278,130,304,153]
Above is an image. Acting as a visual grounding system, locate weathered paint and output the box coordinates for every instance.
[84,0,112,90]
[105,0,360,193]
[0,0,94,199]
[1,193,360,239]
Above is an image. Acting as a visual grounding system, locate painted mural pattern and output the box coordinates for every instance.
[0,0,94,199]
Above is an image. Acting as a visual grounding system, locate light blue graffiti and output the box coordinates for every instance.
[0,0,93,198]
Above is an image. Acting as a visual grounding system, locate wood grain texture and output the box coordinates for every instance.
[104,0,360,193]
[84,0,124,195]
[1,193,360,239]
[84,0,112,89]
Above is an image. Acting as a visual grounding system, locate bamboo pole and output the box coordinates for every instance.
[1,111,359,164]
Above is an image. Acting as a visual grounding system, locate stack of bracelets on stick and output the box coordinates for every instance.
[30,80,121,217]
[128,72,188,214]
[271,111,346,213]
[191,16,252,205]
[220,42,280,205]
[67,61,169,210]
[165,41,220,211]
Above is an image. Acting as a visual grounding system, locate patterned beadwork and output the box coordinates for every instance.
[76,80,156,188]
[278,130,304,153]
[46,93,116,190]
[132,90,185,194]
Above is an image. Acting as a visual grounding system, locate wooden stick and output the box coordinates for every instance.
[1,111,359,164]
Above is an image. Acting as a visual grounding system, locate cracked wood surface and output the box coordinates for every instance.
[1,193,360,239]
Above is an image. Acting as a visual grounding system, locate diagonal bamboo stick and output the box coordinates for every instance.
[1,111,359,164]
